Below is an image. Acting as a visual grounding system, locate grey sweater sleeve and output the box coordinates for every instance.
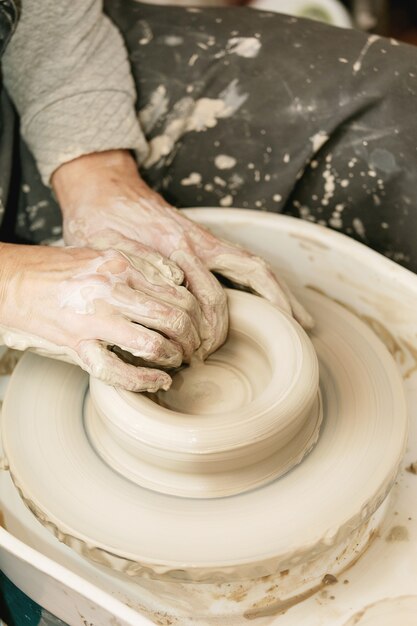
[2,0,149,185]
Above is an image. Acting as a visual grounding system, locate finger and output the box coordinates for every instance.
[78,340,172,392]
[207,252,291,313]
[111,283,201,360]
[94,231,184,285]
[207,252,314,329]
[123,265,203,337]
[123,243,184,285]
[94,241,203,343]
[170,250,228,357]
[98,319,183,368]
[269,277,315,330]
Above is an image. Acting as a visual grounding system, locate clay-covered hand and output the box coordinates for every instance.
[0,243,201,391]
[53,151,313,357]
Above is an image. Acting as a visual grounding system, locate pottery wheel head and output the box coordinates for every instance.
[86,290,322,498]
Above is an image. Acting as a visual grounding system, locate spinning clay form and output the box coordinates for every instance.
[0,279,408,620]
[86,290,321,498]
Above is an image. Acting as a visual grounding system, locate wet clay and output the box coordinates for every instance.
[86,290,321,498]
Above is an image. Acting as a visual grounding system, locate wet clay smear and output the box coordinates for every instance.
[385,525,409,542]
[306,285,417,378]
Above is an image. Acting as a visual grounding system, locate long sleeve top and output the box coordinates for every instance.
[2,0,149,186]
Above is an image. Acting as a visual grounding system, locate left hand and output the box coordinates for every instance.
[53,151,313,358]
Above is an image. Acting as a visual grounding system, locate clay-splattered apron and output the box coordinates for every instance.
[11,1,417,272]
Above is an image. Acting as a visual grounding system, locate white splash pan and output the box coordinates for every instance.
[1,209,417,626]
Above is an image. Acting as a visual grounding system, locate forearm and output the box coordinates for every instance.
[2,0,148,186]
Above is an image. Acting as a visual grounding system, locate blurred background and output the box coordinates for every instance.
[140,0,417,43]
[341,0,417,41]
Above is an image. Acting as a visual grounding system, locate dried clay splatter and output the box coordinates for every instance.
[143,80,248,168]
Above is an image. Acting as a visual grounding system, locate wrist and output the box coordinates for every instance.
[52,150,139,213]
[52,149,172,222]
[0,243,23,320]
[0,242,21,274]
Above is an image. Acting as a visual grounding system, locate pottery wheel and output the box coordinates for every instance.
[0,289,407,581]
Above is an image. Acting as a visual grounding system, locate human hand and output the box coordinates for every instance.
[0,243,201,391]
[53,151,313,357]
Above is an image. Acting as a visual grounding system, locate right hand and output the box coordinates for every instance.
[54,151,314,361]
[0,243,201,391]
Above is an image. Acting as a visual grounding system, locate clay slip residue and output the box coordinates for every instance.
[385,525,409,542]
[406,462,417,475]
[243,574,337,620]
[306,285,417,379]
